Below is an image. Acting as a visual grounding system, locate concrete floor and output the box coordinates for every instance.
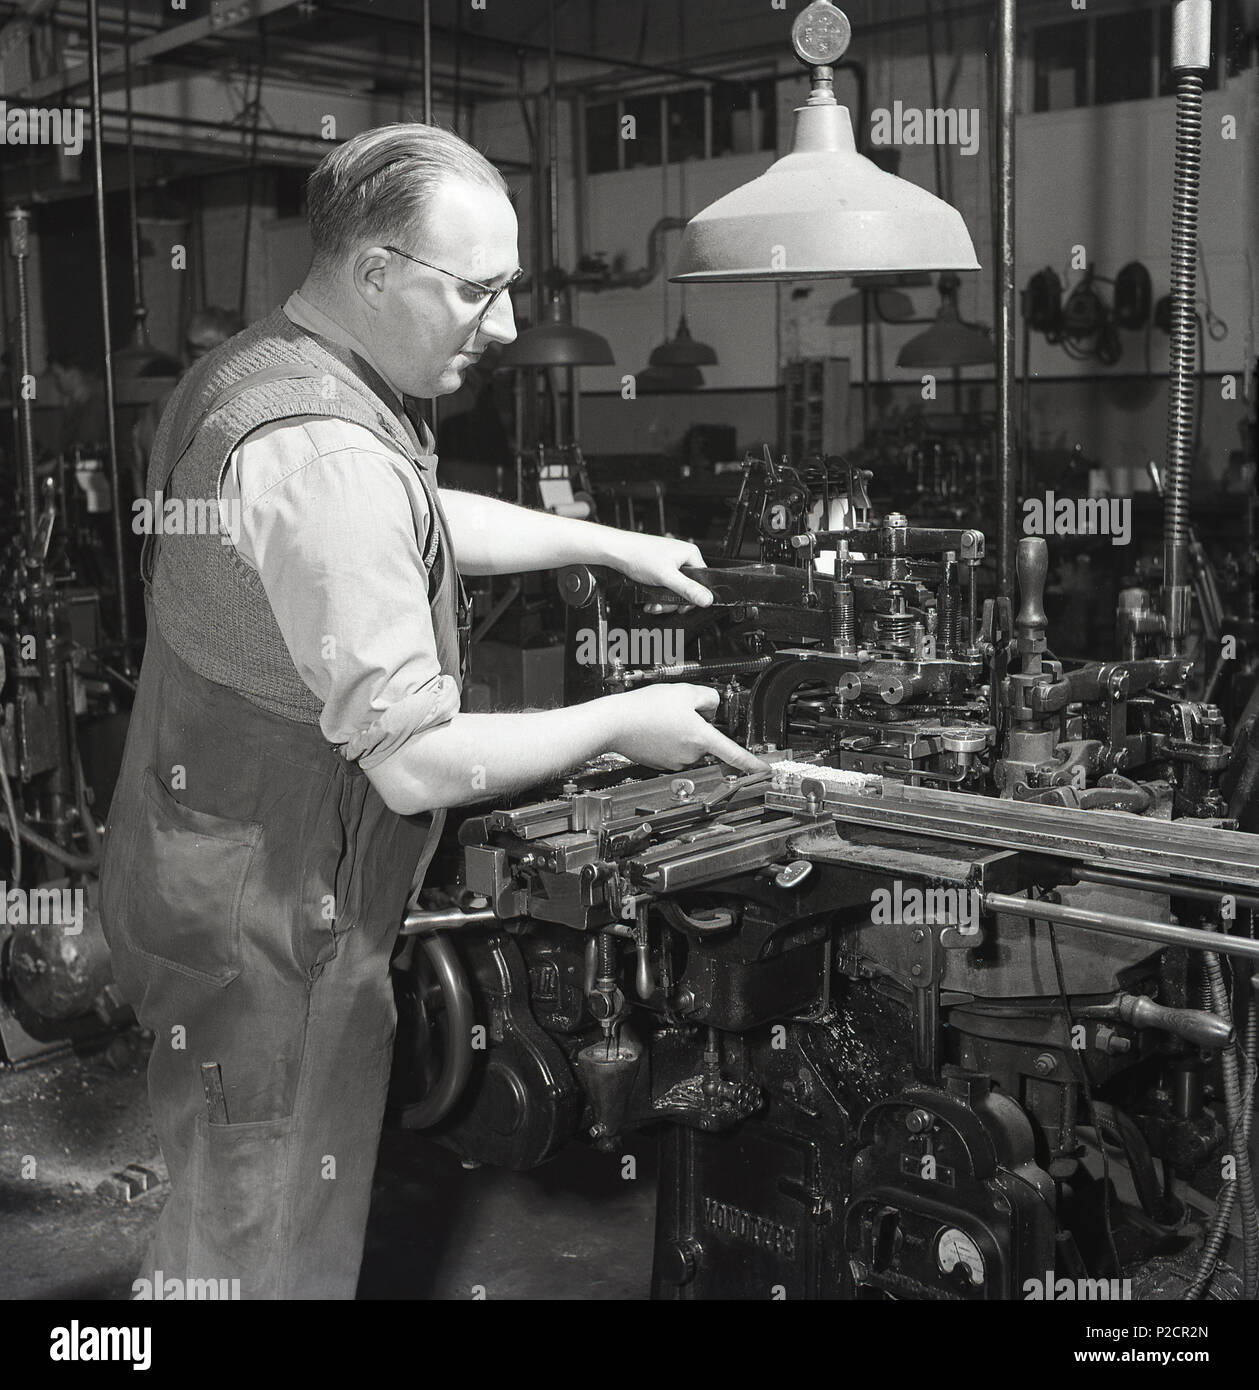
[0,1030,656,1301]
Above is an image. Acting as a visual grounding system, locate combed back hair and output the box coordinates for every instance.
[307,123,509,271]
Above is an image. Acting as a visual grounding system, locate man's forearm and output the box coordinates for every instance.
[364,701,620,813]
[438,487,620,575]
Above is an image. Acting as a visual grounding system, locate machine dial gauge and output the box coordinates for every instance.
[936,1227,985,1286]
[791,2,852,67]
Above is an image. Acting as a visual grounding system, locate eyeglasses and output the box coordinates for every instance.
[384,245,524,324]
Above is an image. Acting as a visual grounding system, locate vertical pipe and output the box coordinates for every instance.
[571,92,587,444]
[123,0,147,349]
[995,0,1017,600]
[7,211,39,548]
[547,0,560,280]
[87,0,132,657]
[860,286,870,439]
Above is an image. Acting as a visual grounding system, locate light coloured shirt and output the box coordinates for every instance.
[217,292,459,772]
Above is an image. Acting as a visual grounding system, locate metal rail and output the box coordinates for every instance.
[984,891,1259,965]
[765,779,1259,889]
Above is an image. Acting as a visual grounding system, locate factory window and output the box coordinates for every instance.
[622,93,663,169]
[1095,11,1156,105]
[1032,21,1088,112]
[711,77,778,158]
[1033,2,1246,113]
[667,87,707,163]
[584,76,777,175]
[1224,0,1258,76]
[585,100,621,175]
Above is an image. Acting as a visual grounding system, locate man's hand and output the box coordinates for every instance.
[603,532,713,609]
[610,684,766,774]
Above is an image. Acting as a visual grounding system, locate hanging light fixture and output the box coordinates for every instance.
[897,273,995,368]
[113,0,181,401]
[499,0,613,373]
[647,15,718,374]
[500,296,615,367]
[649,315,718,366]
[671,1,979,283]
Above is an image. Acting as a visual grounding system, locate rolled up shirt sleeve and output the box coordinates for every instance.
[224,417,459,772]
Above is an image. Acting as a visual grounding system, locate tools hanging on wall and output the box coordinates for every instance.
[1022,260,1152,366]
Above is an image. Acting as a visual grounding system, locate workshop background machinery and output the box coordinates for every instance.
[393,467,1259,1300]
[377,0,1259,1304]
[0,209,132,1067]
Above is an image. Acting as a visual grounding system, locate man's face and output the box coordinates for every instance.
[363,179,519,398]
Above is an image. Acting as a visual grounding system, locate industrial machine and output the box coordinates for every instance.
[390,467,1259,1301]
[385,0,1258,1302]
[0,209,131,1066]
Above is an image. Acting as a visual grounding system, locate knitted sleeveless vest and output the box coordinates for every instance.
[145,306,461,725]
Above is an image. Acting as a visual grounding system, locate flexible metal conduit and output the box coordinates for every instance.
[1162,1,1212,656]
[1188,961,1258,1298]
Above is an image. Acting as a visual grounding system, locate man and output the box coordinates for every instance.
[45,349,106,453]
[99,122,760,1300]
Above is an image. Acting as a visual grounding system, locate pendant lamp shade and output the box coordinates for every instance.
[499,298,614,368]
[897,276,995,368]
[649,314,719,367]
[112,315,182,404]
[828,288,916,325]
[670,97,979,283]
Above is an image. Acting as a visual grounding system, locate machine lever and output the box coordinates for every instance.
[1015,536,1049,667]
[1076,992,1234,1048]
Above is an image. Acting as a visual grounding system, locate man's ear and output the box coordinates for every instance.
[352,246,392,309]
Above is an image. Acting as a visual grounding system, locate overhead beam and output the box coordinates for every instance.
[11,0,307,101]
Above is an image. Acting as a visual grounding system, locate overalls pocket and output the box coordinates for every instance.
[186,1111,296,1297]
[117,768,262,986]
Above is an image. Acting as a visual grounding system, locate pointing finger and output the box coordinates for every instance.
[703,729,769,774]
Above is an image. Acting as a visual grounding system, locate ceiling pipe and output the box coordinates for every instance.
[13,0,308,102]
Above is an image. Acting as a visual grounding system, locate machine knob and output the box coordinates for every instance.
[661,1238,702,1286]
[7,207,30,256]
[1015,537,1049,657]
[557,564,597,608]
[942,729,991,755]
